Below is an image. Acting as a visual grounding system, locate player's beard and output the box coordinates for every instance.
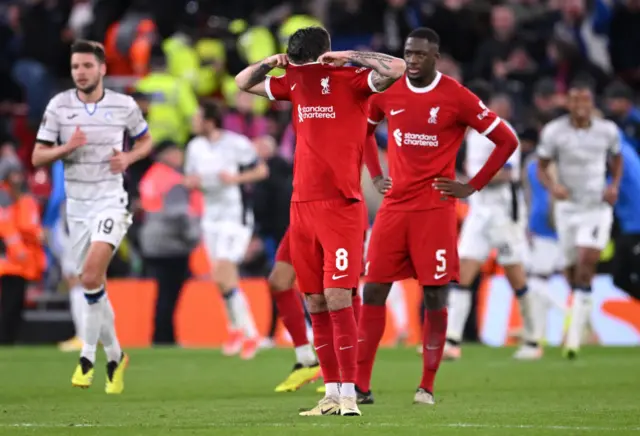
[76,77,100,95]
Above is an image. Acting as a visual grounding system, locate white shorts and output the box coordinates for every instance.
[526,235,562,277]
[67,209,132,275]
[554,203,613,267]
[458,207,526,265]
[202,221,252,264]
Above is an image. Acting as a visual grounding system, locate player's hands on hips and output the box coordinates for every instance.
[603,184,619,206]
[265,54,288,69]
[433,178,475,199]
[109,149,131,174]
[372,175,392,194]
[182,175,202,190]
[65,126,87,152]
[318,51,351,67]
[219,171,239,185]
[551,183,570,200]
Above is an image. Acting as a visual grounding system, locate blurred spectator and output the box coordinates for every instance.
[68,0,94,40]
[472,5,537,87]
[135,45,198,146]
[552,0,611,74]
[437,54,463,83]
[609,0,640,89]
[379,0,422,57]
[529,77,566,129]
[223,92,269,139]
[0,157,45,344]
[604,81,640,153]
[138,140,202,345]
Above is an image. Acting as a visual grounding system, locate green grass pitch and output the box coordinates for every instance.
[0,346,638,435]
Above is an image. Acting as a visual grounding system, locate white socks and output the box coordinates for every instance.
[99,297,122,363]
[80,287,122,364]
[446,286,472,343]
[566,289,592,351]
[528,276,550,343]
[325,382,340,398]
[516,286,537,344]
[387,283,408,336]
[340,383,356,398]
[224,288,258,339]
[295,344,317,366]
[69,285,85,340]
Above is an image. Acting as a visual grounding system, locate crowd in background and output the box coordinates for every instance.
[1,0,640,344]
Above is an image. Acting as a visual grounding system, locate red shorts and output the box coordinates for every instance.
[290,199,366,294]
[365,205,459,286]
[275,229,292,264]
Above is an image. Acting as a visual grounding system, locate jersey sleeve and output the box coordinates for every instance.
[351,67,380,97]
[607,122,621,155]
[367,94,385,126]
[264,74,291,101]
[125,97,149,140]
[36,98,61,146]
[235,135,259,167]
[456,85,501,136]
[536,124,557,160]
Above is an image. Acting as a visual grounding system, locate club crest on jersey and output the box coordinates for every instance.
[321,77,330,95]
[104,111,113,121]
[428,107,440,124]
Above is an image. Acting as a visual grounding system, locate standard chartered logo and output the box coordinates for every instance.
[297,105,336,122]
[393,129,439,147]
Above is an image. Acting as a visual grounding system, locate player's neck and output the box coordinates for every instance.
[76,85,105,104]
[570,116,592,129]
[408,71,438,89]
[208,129,223,142]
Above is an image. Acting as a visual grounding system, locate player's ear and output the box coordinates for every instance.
[100,62,107,77]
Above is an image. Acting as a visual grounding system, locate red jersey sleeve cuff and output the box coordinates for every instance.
[264,76,276,101]
[367,71,381,93]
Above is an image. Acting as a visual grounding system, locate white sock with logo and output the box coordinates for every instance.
[447,285,472,343]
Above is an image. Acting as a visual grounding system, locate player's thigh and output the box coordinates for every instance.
[84,210,132,287]
[316,200,366,290]
[67,219,92,276]
[554,208,578,268]
[204,221,252,264]
[458,209,491,263]
[409,206,459,286]
[365,207,413,284]
[527,236,561,277]
[575,207,613,252]
[290,202,324,295]
[489,216,527,266]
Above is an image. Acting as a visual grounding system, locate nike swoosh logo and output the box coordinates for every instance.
[358,339,365,343]
[332,274,348,280]
[67,114,78,119]
[339,346,353,350]
[425,345,440,350]
[315,344,328,350]
[434,272,447,280]
[390,109,405,116]
[291,84,297,91]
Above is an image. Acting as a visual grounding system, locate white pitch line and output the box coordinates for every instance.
[3,422,639,432]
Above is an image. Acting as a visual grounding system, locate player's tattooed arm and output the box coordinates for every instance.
[235,54,289,97]
[320,50,406,91]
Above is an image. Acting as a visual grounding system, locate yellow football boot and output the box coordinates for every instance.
[71,357,94,389]
[105,353,129,394]
[299,396,340,416]
[275,363,321,392]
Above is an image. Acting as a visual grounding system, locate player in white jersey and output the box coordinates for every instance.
[32,41,152,392]
[537,79,622,359]
[184,101,268,360]
[445,87,541,360]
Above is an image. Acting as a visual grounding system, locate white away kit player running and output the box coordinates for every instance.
[32,40,153,393]
[536,78,622,359]
[185,101,268,360]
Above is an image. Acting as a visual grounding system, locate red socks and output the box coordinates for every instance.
[355,304,386,392]
[330,307,358,384]
[352,293,362,326]
[310,311,340,383]
[420,308,448,394]
[273,289,308,347]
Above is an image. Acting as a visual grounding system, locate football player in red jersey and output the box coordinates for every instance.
[236,26,405,417]
[270,136,390,394]
[356,28,519,406]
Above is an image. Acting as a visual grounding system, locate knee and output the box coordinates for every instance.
[305,294,328,313]
[423,285,448,310]
[362,282,391,306]
[80,269,104,291]
[268,263,295,293]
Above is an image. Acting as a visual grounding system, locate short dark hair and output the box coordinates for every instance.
[201,100,223,127]
[407,28,440,45]
[286,26,331,64]
[604,80,634,101]
[71,40,106,63]
[466,79,493,103]
[569,74,596,93]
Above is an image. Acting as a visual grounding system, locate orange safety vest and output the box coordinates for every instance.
[0,188,45,280]
[139,163,203,216]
